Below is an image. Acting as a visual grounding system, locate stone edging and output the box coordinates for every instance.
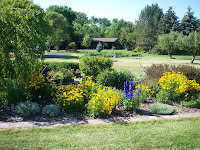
[0,112,200,129]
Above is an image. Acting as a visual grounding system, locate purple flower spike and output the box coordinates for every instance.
[128,81,133,99]
[124,81,128,100]
[138,88,142,93]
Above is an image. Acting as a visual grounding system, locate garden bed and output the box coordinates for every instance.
[1,98,200,123]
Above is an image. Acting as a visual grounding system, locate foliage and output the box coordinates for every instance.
[0,0,49,78]
[177,31,200,63]
[149,103,174,115]
[0,92,8,108]
[134,46,142,52]
[181,99,200,108]
[82,34,91,48]
[96,42,103,52]
[21,70,54,101]
[157,31,181,59]
[123,98,140,111]
[79,56,113,79]
[111,46,116,50]
[68,42,76,49]
[181,7,199,36]
[54,76,99,112]
[96,69,136,89]
[135,85,154,102]
[74,12,88,26]
[6,78,27,105]
[87,87,120,117]
[158,6,180,34]
[157,71,200,102]
[45,11,70,50]
[15,101,40,117]
[42,104,60,117]
[145,64,200,83]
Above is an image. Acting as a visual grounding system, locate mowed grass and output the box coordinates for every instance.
[1,117,200,149]
[45,50,200,77]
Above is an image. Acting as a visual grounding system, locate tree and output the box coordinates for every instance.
[74,12,88,26]
[158,7,180,34]
[82,34,91,49]
[126,33,137,50]
[45,11,70,50]
[181,7,198,35]
[0,0,49,77]
[47,5,76,41]
[135,3,163,48]
[157,31,180,59]
[178,32,200,63]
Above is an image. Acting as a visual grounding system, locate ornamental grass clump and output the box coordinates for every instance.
[157,71,200,102]
[87,87,120,117]
[149,103,174,115]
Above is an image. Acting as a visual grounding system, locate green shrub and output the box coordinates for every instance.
[113,89,125,106]
[145,64,200,83]
[96,42,103,52]
[15,101,40,117]
[181,99,200,108]
[68,42,76,49]
[123,98,140,111]
[0,92,8,108]
[43,62,79,71]
[7,79,26,105]
[149,103,174,115]
[96,69,136,89]
[42,104,60,117]
[134,46,142,52]
[79,56,113,79]
[142,47,150,53]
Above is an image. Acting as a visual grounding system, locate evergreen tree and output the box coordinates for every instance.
[181,7,198,35]
[158,7,180,34]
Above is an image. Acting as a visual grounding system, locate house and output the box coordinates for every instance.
[90,38,121,49]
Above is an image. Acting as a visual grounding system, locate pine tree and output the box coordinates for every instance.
[158,7,180,34]
[181,7,198,35]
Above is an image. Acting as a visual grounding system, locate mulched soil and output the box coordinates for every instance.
[1,98,200,123]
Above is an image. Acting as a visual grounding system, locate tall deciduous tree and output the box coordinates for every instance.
[178,32,200,63]
[135,3,163,49]
[74,12,88,26]
[47,5,76,41]
[82,34,91,49]
[158,7,180,34]
[45,11,70,50]
[157,31,180,59]
[181,7,198,35]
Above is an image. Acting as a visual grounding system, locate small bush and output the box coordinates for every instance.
[15,101,40,117]
[96,69,136,89]
[42,104,60,117]
[181,99,200,108]
[123,98,140,111]
[0,92,8,108]
[145,64,200,83]
[135,85,154,102]
[68,42,76,49]
[111,46,116,50]
[79,56,113,79]
[134,46,142,52]
[149,103,174,115]
[142,47,150,53]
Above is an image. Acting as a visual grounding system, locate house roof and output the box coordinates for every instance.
[92,38,118,43]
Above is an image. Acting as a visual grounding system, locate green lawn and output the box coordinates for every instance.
[45,50,200,77]
[1,117,200,149]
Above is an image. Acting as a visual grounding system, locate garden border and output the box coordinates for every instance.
[1,112,200,129]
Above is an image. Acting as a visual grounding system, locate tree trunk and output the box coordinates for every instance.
[168,50,173,59]
[191,55,195,63]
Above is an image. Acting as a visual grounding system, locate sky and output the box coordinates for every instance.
[33,0,200,23]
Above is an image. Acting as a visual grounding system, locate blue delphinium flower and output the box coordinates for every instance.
[124,81,128,100]
[128,81,133,99]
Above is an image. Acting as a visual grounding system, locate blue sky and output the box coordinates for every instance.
[33,0,200,23]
